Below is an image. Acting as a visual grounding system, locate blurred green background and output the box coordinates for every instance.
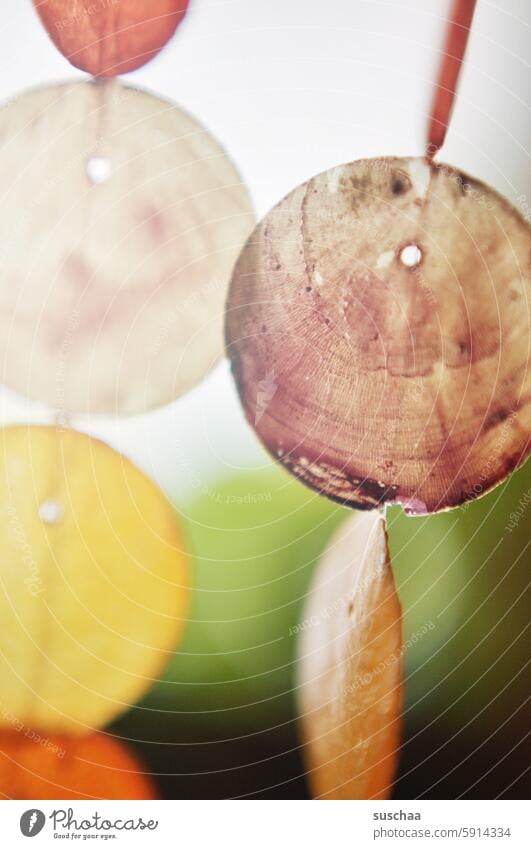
[112,458,530,799]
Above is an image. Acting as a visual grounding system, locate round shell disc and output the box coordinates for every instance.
[34,0,189,77]
[0,81,254,415]
[226,157,530,513]
[0,425,189,734]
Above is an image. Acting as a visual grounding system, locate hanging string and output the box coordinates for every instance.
[426,0,477,161]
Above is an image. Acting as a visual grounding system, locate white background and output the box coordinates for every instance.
[2,799,530,847]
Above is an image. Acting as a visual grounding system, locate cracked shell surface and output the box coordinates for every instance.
[226,156,530,513]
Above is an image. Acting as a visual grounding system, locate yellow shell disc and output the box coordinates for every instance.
[0,425,189,734]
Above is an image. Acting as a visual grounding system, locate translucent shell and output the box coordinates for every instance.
[0,81,254,415]
[0,730,156,799]
[226,157,530,513]
[297,511,403,799]
[33,0,189,77]
[0,425,189,733]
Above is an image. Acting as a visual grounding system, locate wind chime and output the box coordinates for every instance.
[0,0,528,801]
[223,0,529,798]
[0,0,254,799]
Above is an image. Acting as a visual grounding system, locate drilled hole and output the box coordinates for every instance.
[400,244,422,268]
[38,499,64,525]
[86,155,112,185]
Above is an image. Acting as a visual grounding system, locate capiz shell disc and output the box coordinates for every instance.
[226,157,530,513]
[0,730,156,799]
[297,511,403,799]
[0,81,254,415]
[33,0,189,77]
[0,425,189,733]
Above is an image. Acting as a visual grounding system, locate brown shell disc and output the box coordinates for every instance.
[33,0,189,77]
[0,81,254,415]
[297,511,403,799]
[226,157,530,513]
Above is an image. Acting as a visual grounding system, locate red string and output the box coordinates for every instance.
[427,0,477,160]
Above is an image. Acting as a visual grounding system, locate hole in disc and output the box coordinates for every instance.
[400,244,422,268]
[86,156,112,184]
[38,499,64,525]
